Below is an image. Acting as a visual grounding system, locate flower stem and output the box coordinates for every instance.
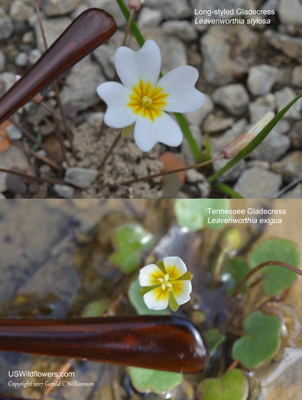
[231,260,302,301]
[116,154,224,186]
[122,8,135,46]
[0,167,65,186]
[98,130,122,170]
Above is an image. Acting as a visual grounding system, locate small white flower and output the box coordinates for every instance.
[139,256,192,311]
[97,40,205,152]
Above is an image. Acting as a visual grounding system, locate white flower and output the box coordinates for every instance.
[97,40,205,152]
[139,256,192,311]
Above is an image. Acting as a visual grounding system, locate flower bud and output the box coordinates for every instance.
[128,0,143,11]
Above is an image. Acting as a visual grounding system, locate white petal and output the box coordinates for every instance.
[97,82,136,128]
[157,66,205,113]
[173,281,192,305]
[139,264,164,287]
[143,286,169,310]
[134,112,183,152]
[163,256,187,279]
[115,40,161,89]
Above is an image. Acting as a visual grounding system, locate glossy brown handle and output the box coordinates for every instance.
[0,8,116,125]
[0,316,208,373]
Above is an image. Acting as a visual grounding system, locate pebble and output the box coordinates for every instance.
[137,7,163,28]
[279,0,302,26]
[249,102,274,124]
[40,0,83,17]
[28,48,42,65]
[15,52,28,67]
[9,0,34,22]
[34,17,72,51]
[162,21,198,41]
[22,31,34,44]
[275,87,301,119]
[265,30,302,63]
[0,7,14,40]
[60,56,105,111]
[0,50,5,72]
[234,168,282,198]
[64,167,98,189]
[53,184,75,198]
[186,95,214,126]
[272,151,302,182]
[289,121,302,149]
[83,112,104,128]
[212,84,249,116]
[0,72,16,96]
[186,170,210,198]
[201,25,257,84]
[6,124,22,140]
[203,115,234,133]
[0,145,30,193]
[247,65,279,96]
[146,0,191,19]
[292,66,302,87]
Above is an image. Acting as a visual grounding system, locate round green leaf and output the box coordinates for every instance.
[198,369,248,400]
[175,199,230,232]
[128,367,183,394]
[110,223,154,273]
[248,238,301,296]
[128,277,168,316]
[205,329,226,357]
[232,311,281,368]
[81,300,109,317]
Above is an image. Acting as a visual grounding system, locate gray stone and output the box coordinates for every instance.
[10,0,34,21]
[22,31,34,44]
[265,30,302,63]
[234,168,282,198]
[146,0,191,19]
[64,167,98,189]
[15,52,28,67]
[6,124,22,140]
[201,25,257,84]
[0,7,14,41]
[162,20,198,41]
[279,0,302,26]
[53,184,75,198]
[281,183,302,198]
[40,0,83,17]
[0,145,30,193]
[275,87,301,119]
[186,170,210,197]
[71,4,89,19]
[289,120,302,149]
[292,65,302,87]
[34,16,72,51]
[137,7,163,28]
[249,102,274,124]
[247,65,279,96]
[0,72,16,96]
[203,115,234,133]
[28,48,42,65]
[212,84,249,116]
[89,0,126,27]
[249,126,291,162]
[181,125,202,165]
[83,112,104,127]
[186,95,214,126]
[61,56,105,111]
[0,50,5,72]
[272,151,302,182]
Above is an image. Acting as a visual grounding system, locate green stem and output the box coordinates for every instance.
[214,183,244,199]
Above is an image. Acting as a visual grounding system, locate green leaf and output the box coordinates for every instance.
[81,300,109,317]
[174,199,230,232]
[121,123,135,138]
[223,257,250,295]
[128,278,168,315]
[248,238,301,296]
[214,183,244,199]
[168,292,179,312]
[232,311,281,368]
[198,369,248,400]
[205,329,226,357]
[209,92,302,183]
[128,367,183,394]
[110,223,154,273]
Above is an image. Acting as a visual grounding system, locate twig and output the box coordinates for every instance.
[0,167,65,185]
[98,130,122,170]
[226,360,239,373]
[41,359,74,400]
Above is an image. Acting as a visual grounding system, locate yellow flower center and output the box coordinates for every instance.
[158,273,174,292]
[128,79,168,122]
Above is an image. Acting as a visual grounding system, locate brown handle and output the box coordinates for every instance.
[0,8,116,125]
[0,316,208,373]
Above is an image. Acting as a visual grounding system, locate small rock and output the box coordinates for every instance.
[22,31,34,44]
[279,0,302,26]
[234,168,282,198]
[71,4,89,19]
[137,7,163,28]
[281,183,302,199]
[0,73,16,96]
[40,0,83,17]
[187,169,205,184]
[265,30,302,63]
[203,115,234,133]
[10,0,34,22]
[181,125,202,165]
[61,56,105,111]
[0,7,14,40]
[146,0,191,19]
[34,17,72,51]
[64,167,98,189]
[0,145,30,193]
[53,184,75,198]
[162,21,198,41]
[289,121,302,149]
[201,25,257,84]
[247,160,270,169]
[0,50,5,72]
[247,65,279,96]
[28,49,42,65]
[275,87,301,119]
[292,66,302,87]
[272,151,302,182]
[249,102,274,124]
[15,52,28,67]
[212,84,249,116]
[186,95,214,126]
[6,124,22,140]
[83,112,104,127]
